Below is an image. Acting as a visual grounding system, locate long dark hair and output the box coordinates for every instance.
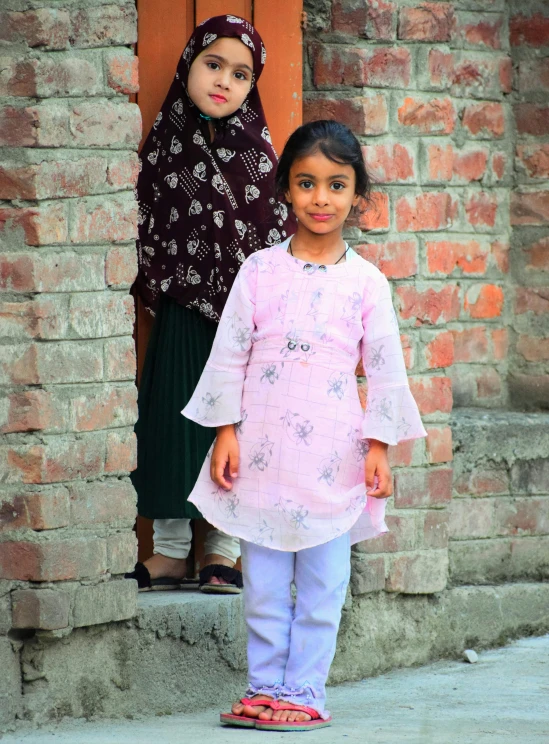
[275,119,371,200]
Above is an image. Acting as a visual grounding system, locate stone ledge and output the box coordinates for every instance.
[6,581,549,733]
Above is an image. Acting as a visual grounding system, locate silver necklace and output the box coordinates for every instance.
[288,240,349,265]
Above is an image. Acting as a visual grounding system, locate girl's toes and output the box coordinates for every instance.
[258,708,273,721]
[288,711,298,722]
[231,702,244,715]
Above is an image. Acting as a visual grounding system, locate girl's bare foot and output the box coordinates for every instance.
[143,553,186,580]
[258,702,312,723]
[204,553,235,585]
[231,694,273,718]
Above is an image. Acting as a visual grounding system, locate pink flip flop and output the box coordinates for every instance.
[254,701,332,731]
[220,697,274,728]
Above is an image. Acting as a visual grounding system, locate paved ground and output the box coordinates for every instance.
[6,635,549,744]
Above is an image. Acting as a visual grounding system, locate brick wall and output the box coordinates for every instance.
[304,0,549,597]
[509,0,549,409]
[0,0,140,659]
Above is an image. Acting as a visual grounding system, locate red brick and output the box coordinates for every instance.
[426,239,488,276]
[107,532,136,574]
[7,434,105,484]
[510,12,549,48]
[69,385,137,432]
[0,9,70,49]
[69,293,134,339]
[398,96,456,135]
[398,3,455,42]
[409,376,453,415]
[515,287,549,316]
[70,4,137,48]
[424,330,454,369]
[465,191,498,228]
[388,438,419,468]
[2,341,103,386]
[491,328,509,360]
[104,337,136,380]
[70,195,138,244]
[332,0,397,40]
[0,252,104,293]
[0,157,107,200]
[462,102,505,138]
[476,368,502,399]
[454,467,509,496]
[454,148,489,182]
[516,335,549,362]
[518,59,549,93]
[525,237,549,272]
[0,487,69,532]
[491,152,506,181]
[428,49,454,88]
[452,56,510,98]
[0,538,106,581]
[514,104,549,137]
[397,285,460,325]
[357,513,417,554]
[106,50,139,94]
[423,510,449,549]
[350,191,389,231]
[452,327,489,363]
[511,190,549,226]
[459,14,503,50]
[350,554,386,595]
[106,153,139,190]
[69,480,136,526]
[426,144,489,183]
[1,389,64,434]
[69,101,141,148]
[425,425,452,464]
[105,429,137,473]
[0,103,69,148]
[106,245,138,287]
[385,550,448,594]
[499,57,512,94]
[494,498,549,536]
[355,240,418,279]
[2,55,101,98]
[491,240,509,273]
[396,192,458,231]
[400,333,415,371]
[12,589,70,630]
[449,498,494,540]
[312,45,411,88]
[516,145,549,181]
[362,143,415,183]
[303,95,388,136]
[0,204,67,246]
[464,284,504,319]
[426,143,453,181]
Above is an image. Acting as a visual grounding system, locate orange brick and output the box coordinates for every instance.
[424,330,454,369]
[491,328,509,360]
[426,239,488,276]
[397,285,460,325]
[409,376,453,415]
[452,327,490,363]
[396,192,458,231]
[464,284,504,318]
[426,425,453,463]
[398,96,456,135]
[462,102,505,138]
[362,143,415,183]
[355,240,418,279]
[351,191,389,231]
[465,191,498,228]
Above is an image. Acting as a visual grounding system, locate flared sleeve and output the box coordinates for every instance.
[182,258,257,427]
[360,274,427,445]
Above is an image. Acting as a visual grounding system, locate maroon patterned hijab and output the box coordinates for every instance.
[134,14,294,321]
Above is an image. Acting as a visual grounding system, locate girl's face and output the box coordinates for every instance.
[285,150,360,236]
[187,37,254,119]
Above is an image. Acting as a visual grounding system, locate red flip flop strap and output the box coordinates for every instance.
[240,698,274,707]
[270,701,321,719]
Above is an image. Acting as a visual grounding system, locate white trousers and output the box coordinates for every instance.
[153,519,241,563]
[241,533,351,719]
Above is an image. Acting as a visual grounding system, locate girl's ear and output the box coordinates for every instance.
[284,190,292,204]
[352,193,361,207]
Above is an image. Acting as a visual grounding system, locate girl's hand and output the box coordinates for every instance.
[211,424,240,490]
[365,440,393,499]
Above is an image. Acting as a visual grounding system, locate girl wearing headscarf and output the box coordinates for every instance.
[126,15,294,593]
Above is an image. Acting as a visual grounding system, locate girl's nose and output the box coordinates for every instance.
[215,72,231,90]
[313,189,329,206]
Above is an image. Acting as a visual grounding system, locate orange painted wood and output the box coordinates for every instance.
[254,0,303,155]
[195,0,251,25]
[136,0,194,147]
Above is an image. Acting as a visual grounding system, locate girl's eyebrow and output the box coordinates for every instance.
[294,172,351,180]
[203,53,253,75]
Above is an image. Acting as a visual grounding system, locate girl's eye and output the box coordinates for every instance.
[207,62,220,71]
[234,72,248,81]
[299,180,313,189]
[331,182,345,191]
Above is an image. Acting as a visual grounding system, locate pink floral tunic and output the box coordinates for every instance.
[183,237,426,551]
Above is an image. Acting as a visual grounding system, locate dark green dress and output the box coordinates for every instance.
[131,297,217,520]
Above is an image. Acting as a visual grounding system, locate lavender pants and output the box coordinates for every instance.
[240,532,351,719]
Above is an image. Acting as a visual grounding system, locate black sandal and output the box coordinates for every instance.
[199,564,243,595]
[125,562,199,592]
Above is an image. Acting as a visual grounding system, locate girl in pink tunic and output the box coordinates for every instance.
[183,120,426,730]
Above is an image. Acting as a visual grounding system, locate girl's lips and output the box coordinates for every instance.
[310,214,333,221]
[210,94,227,103]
